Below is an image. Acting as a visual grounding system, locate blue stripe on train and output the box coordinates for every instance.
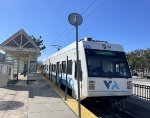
[59,77,74,89]
[44,71,74,89]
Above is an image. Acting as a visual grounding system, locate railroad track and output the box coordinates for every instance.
[81,98,137,118]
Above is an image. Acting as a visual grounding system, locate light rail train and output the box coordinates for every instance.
[42,37,132,100]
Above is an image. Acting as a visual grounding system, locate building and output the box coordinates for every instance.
[0,29,40,81]
[0,52,5,62]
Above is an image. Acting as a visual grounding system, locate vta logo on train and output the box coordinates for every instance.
[104,80,119,90]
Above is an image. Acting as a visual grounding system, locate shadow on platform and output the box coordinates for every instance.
[3,77,59,99]
[0,101,24,111]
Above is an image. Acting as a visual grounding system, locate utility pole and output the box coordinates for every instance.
[68,13,83,118]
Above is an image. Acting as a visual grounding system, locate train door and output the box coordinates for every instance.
[56,62,60,85]
[72,60,82,96]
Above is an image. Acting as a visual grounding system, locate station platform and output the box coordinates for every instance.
[0,73,97,118]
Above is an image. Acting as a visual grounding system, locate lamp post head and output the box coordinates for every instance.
[68,13,83,26]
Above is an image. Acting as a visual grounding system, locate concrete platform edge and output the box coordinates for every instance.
[40,74,97,118]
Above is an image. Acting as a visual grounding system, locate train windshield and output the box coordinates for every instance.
[85,49,131,78]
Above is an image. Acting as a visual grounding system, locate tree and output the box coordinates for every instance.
[30,35,46,51]
[127,48,150,77]
[143,48,150,72]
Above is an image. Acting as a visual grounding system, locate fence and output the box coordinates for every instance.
[133,84,150,101]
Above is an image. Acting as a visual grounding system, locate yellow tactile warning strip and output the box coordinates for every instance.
[40,74,97,118]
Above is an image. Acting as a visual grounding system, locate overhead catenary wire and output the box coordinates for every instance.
[50,0,106,49]
[55,27,74,46]
[84,0,106,21]
[59,0,106,46]
[50,26,70,45]
[55,0,99,46]
[50,0,98,45]
[81,0,97,15]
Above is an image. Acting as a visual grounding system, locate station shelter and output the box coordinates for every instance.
[0,29,40,82]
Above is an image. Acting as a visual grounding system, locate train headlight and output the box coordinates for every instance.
[127,81,132,89]
[89,81,95,90]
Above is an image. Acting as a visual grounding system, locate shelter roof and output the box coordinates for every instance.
[0,29,40,53]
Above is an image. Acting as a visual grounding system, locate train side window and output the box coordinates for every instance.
[52,64,53,72]
[67,60,72,75]
[47,65,48,71]
[49,64,51,73]
[62,61,66,73]
[56,62,60,72]
[53,64,56,72]
[75,60,82,81]
[44,64,46,70]
[59,64,62,72]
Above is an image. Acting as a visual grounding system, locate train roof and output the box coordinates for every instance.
[48,41,76,59]
[47,38,124,61]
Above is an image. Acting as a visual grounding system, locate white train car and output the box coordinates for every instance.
[43,37,132,100]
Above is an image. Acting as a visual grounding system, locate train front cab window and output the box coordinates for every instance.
[85,49,131,78]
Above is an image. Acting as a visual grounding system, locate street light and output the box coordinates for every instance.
[68,13,83,118]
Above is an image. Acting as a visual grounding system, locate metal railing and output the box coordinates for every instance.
[133,84,150,101]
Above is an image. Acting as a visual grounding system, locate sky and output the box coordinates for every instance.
[0,0,150,61]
